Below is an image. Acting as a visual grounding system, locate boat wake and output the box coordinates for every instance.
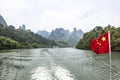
[31,66,74,80]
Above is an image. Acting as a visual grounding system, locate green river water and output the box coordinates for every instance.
[0,48,120,80]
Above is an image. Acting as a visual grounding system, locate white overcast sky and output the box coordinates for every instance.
[0,0,120,32]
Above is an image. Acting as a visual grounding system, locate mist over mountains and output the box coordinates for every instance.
[37,27,84,46]
[37,30,50,38]
[0,15,58,49]
[0,14,84,47]
[0,15,7,27]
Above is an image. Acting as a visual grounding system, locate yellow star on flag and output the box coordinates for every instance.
[101,37,106,41]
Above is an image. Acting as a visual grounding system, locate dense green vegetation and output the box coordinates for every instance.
[0,36,20,49]
[76,25,120,51]
[57,41,71,47]
[0,24,57,49]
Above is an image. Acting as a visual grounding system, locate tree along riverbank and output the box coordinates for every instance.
[0,24,58,50]
[76,25,120,51]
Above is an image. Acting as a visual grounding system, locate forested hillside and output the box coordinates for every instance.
[0,24,57,49]
[76,25,120,51]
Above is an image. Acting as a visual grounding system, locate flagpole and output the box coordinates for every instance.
[108,31,112,80]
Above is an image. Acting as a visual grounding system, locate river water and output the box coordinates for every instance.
[0,48,120,80]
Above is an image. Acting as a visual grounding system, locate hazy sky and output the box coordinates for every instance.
[0,0,120,32]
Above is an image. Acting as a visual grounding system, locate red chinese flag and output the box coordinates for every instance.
[90,32,110,54]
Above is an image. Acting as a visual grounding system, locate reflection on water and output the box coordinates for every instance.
[0,48,120,80]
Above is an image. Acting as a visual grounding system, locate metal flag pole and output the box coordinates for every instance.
[108,31,112,80]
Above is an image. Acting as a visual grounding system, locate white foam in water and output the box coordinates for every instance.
[31,67,53,80]
[53,66,74,80]
[31,66,74,80]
